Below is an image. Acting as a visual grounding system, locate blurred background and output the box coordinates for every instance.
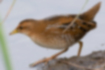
[0,0,105,70]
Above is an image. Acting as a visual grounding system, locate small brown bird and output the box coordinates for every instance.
[10,2,101,67]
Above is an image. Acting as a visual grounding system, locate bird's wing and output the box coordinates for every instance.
[45,15,76,31]
[44,14,95,35]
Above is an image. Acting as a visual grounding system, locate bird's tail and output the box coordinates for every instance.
[80,2,101,21]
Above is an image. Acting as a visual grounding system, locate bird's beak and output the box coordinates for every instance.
[10,29,18,35]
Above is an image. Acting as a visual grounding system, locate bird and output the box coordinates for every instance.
[10,2,101,67]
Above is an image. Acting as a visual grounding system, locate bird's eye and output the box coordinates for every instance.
[19,26,23,29]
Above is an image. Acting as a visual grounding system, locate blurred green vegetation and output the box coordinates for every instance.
[0,0,16,70]
[0,23,13,70]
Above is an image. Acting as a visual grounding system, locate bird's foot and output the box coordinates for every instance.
[30,56,56,67]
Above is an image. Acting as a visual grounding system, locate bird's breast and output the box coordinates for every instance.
[30,34,76,49]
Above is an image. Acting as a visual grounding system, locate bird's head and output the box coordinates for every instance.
[10,19,37,36]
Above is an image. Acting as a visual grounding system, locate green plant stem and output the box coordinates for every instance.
[0,0,16,70]
[0,24,13,70]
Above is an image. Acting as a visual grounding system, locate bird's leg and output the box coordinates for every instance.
[77,41,83,57]
[30,48,69,67]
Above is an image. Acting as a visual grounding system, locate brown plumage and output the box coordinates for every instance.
[10,2,101,67]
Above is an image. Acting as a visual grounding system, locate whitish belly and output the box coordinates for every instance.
[31,34,75,49]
